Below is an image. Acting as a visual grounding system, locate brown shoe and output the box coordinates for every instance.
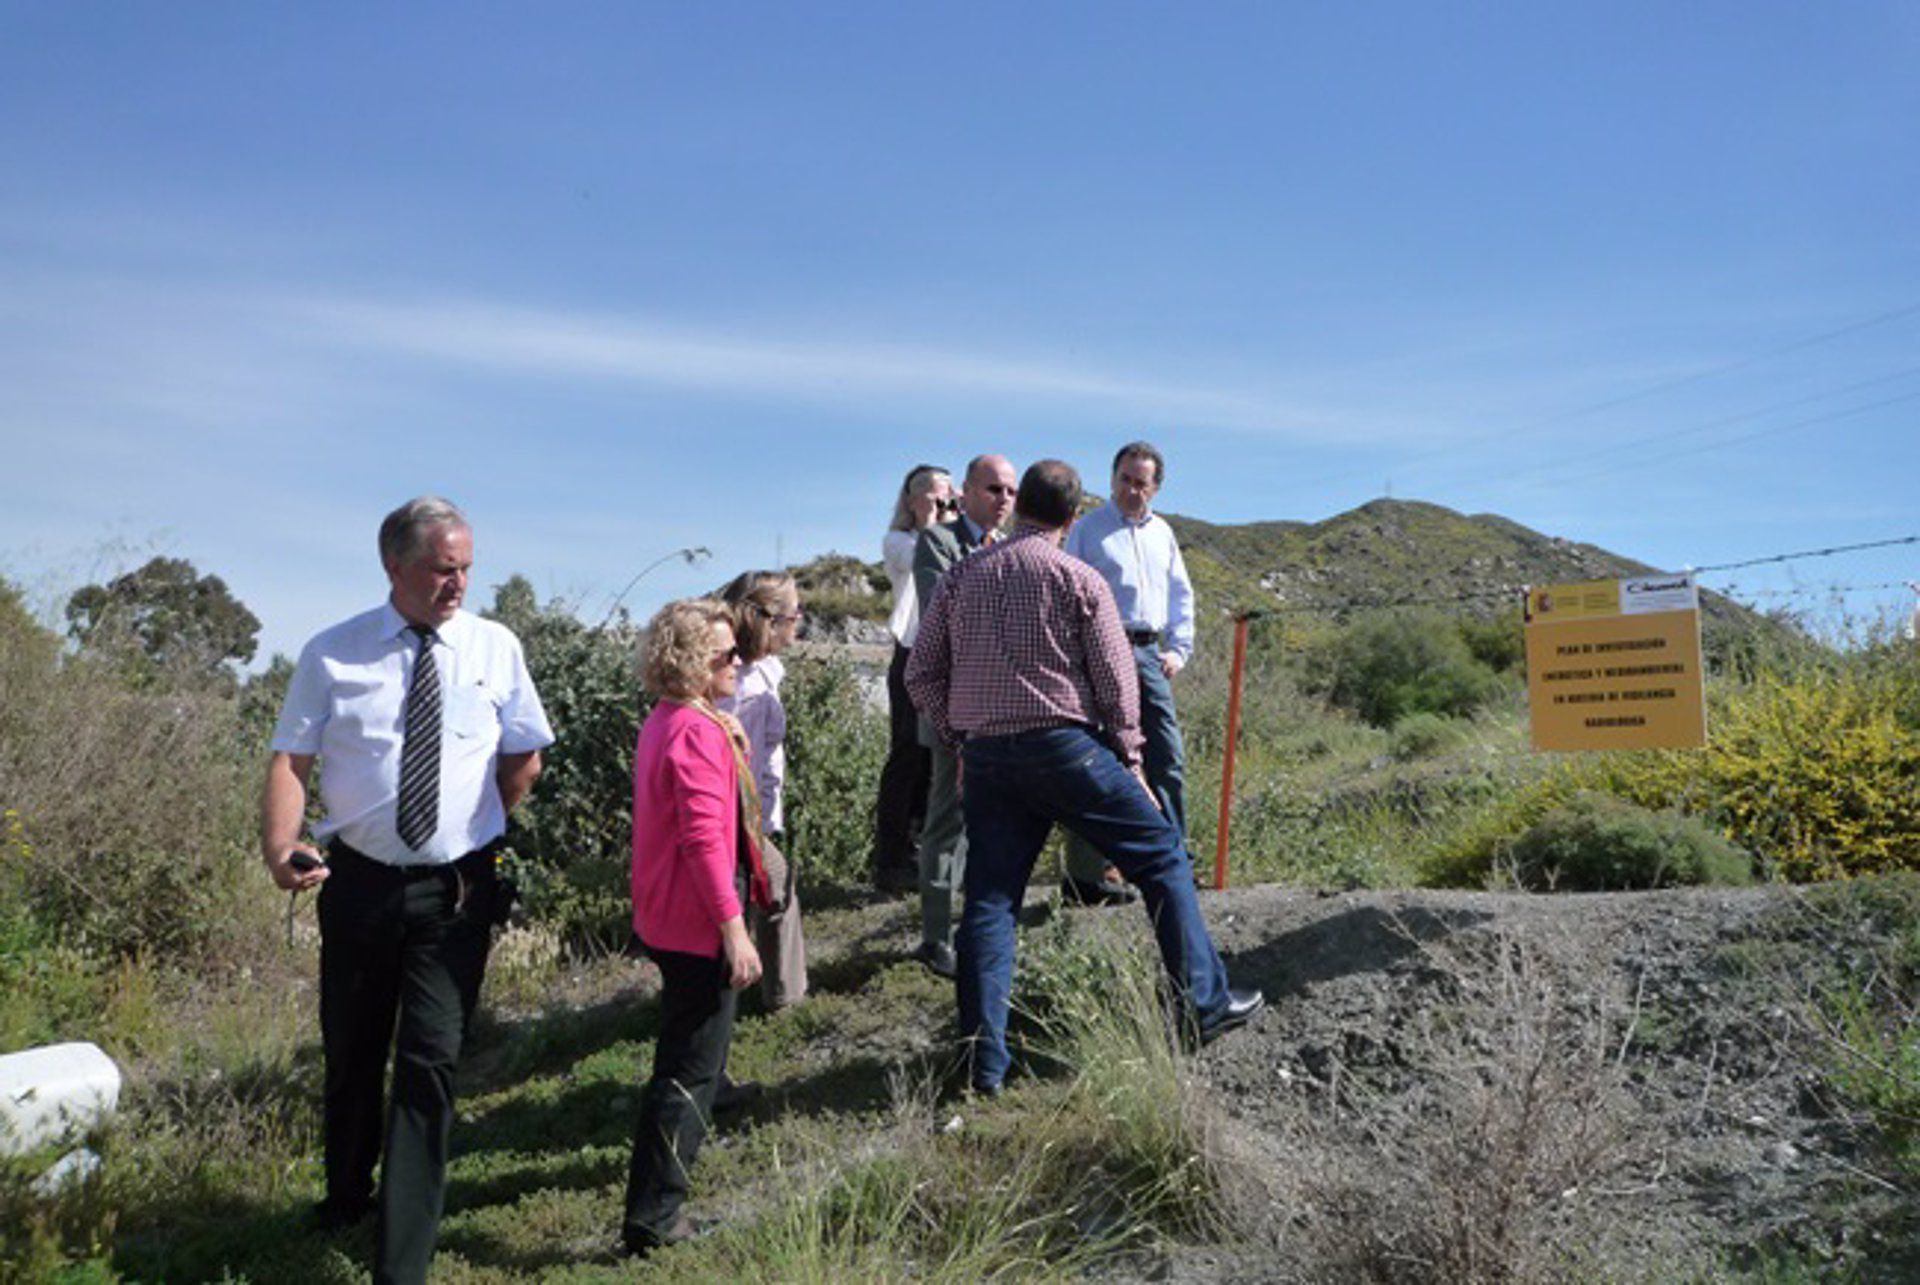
[623,1213,696,1257]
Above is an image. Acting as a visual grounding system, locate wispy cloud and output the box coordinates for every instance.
[288,294,1358,440]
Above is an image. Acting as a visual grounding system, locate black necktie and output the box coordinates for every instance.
[397,625,441,850]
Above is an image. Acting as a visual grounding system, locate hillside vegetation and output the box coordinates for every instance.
[3,499,1918,1281]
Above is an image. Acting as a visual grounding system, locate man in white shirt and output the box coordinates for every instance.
[262,496,553,1285]
[1063,442,1196,889]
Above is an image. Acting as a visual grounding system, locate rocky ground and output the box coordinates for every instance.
[1113,882,1918,1282]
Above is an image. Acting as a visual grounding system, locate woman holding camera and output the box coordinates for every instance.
[872,464,955,894]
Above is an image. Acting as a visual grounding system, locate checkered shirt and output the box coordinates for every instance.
[905,526,1144,765]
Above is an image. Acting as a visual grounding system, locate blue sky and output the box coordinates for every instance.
[3,3,1916,661]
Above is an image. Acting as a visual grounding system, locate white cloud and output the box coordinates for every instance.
[287,294,1360,441]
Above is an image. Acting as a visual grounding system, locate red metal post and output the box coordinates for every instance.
[1213,614,1249,891]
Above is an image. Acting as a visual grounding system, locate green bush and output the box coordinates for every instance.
[1504,792,1753,891]
[1457,610,1526,674]
[1305,609,1505,728]
[783,652,888,888]
[486,576,647,949]
[1388,711,1463,761]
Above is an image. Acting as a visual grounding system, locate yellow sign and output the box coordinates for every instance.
[1524,574,1706,751]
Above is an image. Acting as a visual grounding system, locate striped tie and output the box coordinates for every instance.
[397,625,441,850]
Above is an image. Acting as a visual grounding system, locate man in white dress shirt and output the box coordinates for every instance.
[1063,442,1196,885]
[261,496,553,1285]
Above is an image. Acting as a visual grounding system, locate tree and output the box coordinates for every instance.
[65,556,261,672]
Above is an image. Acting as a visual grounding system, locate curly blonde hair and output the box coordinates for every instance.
[641,598,732,700]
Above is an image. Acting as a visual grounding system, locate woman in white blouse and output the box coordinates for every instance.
[720,570,809,1008]
[873,465,954,895]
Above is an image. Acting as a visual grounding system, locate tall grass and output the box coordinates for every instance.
[660,915,1267,1280]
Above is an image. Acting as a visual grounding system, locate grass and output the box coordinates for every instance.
[3,893,1272,1282]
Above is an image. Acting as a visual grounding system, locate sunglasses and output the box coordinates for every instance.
[710,644,739,669]
[935,498,959,514]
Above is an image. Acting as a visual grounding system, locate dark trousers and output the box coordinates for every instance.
[1063,642,1189,878]
[624,947,737,1240]
[959,726,1230,1090]
[319,844,496,1285]
[873,641,931,879]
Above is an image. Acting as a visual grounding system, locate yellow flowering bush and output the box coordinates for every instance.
[1593,665,1920,881]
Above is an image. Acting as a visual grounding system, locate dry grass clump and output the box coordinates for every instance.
[0,638,268,967]
[661,920,1274,1281]
[1268,928,1663,1284]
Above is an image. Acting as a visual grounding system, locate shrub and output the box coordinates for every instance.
[1458,610,1526,674]
[1505,793,1753,891]
[486,576,647,949]
[0,658,262,964]
[1594,659,1920,881]
[1388,711,1463,761]
[1305,609,1505,728]
[783,652,888,888]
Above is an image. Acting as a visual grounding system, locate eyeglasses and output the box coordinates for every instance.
[771,609,804,625]
[709,645,739,669]
[935,498,959,514]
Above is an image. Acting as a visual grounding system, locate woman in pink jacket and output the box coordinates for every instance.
[622,598,770,1256]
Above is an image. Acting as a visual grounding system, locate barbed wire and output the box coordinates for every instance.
[1713,580,1916,601]
[1208,532,1920,622]
[1690,534,1920,575]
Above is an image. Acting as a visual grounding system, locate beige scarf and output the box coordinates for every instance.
[678,697,774,912]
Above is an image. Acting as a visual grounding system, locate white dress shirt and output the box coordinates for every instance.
[1064,502,1196,664]
[719,655,786,834]
[883,528,920,647]
[271,602,554,865]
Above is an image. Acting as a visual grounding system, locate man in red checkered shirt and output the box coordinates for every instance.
[906,459,1264,1094]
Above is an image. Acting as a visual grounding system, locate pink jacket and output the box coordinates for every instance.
[631,701,743,958]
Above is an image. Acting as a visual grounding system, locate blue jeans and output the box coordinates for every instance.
[1063,642,1188,881]
[958,725,1232,1089]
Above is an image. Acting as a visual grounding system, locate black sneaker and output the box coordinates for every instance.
[310,1196,375,1234]
[1197,988,1266,1046]
[1060,875,1139,907]
[914,940,956,979]
[874,865,918,897]
[713,1075,762,1116]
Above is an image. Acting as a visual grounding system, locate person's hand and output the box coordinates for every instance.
[1159,652,1184,679]
[720,917,763,991]
[1129,762,1162,813]
[266,844,329,892]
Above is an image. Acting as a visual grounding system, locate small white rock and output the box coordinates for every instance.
[32,1148,101,1197]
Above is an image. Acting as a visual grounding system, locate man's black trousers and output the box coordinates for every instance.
[318,843,497,1285]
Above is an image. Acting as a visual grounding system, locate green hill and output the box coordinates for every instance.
[800,497,1784,649]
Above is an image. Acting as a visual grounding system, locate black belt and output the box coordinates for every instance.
[1124,627,1161,646]
[327,837,502,880]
